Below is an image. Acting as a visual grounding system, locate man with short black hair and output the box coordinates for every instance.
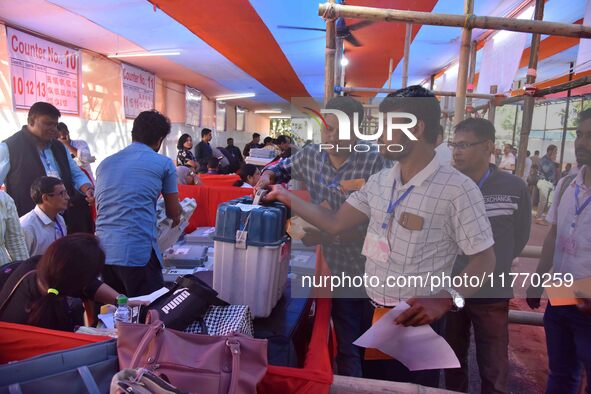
[0,102,94,233]
[527,108,591,393]
[207,157,220,174]
[446,118,531,394]
[275,135,291,155]
[95,110,181,297]
[56,122,95,182]
[256,95,389,378]
[243,133,262,157]
[20,176,69,256]
[264,86,496,387]
[194,128,213,173]
[226,138,244,172]
[536,144,559,224]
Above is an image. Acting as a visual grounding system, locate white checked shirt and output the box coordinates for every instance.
[347,154,494,306]
[546,165,591,279]
[0,191,29,265]
[20,206,67,256]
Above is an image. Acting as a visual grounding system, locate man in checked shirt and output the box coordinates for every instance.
[264,86,496,387]
[256,96,391,377]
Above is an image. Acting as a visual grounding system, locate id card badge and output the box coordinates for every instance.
[362,232,390,263]
[560,236,577,256]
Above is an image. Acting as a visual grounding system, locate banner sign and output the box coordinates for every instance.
[122,63,155,118]
[185,86,202,126]
[7,27,80,114]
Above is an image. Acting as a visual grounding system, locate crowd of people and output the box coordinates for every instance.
[0,90,589,393]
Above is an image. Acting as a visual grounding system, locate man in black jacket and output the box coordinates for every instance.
[446,118,531,394]
[194,128,213,173]
[243,133,262,157]
[0,102,94,233]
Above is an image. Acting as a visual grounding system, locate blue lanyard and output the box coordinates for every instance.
[570,184,591,233]
[55,220,64,238]
[316,153,350,192]
[381,181,415,229]
[478,169,492,190]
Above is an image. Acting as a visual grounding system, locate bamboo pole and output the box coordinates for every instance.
[330,375,457,394]
[338,86,495,99]
[559,62,575,172]
[508,310,544,326]
[466,40,477,117]
[430,74,435,90]
[515,0,544,178]
[536,74,591,96]
[488,85,498,123]
[387,58,394,89]
[454,0,474,125]
[317,3,591,38]
[335,37,344,96]
[401,23,412,88]
[324,0,336,104]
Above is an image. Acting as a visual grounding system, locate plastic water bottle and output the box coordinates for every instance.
[113,294,131,326]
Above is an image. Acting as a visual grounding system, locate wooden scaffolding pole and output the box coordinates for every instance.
[454,0,474,125]
[387,58,394,89]
[515,0,544,178]
[466,40,477,117]
[559,62,575,172]
[338,86,495,99]
[318,2,591,38]
[324,0,336,104]
[401,23,412,88]
[488,85,498,124]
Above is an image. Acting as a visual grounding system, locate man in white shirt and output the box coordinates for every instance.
[498,144,516,173]
[264,86,496,387]
[20,176,68,256]
[523,150,533,183]
[527,109,591,393]
[435,125,453,165]
[57,122,95,182]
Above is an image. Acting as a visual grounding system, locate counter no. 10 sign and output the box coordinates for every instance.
[122,63,155,119]
[7,27,80,114]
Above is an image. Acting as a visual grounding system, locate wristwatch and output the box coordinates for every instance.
[445,288,465,312]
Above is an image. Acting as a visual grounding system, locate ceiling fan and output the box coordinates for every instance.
[277,18,374,47]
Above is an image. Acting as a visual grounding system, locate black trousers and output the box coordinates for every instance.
[102,250,164,298]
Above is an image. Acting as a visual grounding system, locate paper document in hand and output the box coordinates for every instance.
[353,302,460,371]
[129,287,169,304]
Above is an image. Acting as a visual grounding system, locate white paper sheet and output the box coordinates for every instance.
[129,287,169,303]
[98,312,114,329]
[235,203,262,212]
[353,302,460,371]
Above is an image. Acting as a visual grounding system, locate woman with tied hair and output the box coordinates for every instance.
[0,234,126,331]
[176,134,198,170]
[233,164,261,188]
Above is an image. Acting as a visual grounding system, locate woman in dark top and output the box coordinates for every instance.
[177,134,198,170]
[0,234,118,331]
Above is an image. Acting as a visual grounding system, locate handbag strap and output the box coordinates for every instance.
[77,366,101,394]
[225,338,241,394]
[129,314,164,369]
[0,270,36,314]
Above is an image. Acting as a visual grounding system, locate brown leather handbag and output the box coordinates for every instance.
[116,312,268,394]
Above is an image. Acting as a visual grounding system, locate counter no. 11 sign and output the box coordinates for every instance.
[122,63,155,119]
[7,27,80,114]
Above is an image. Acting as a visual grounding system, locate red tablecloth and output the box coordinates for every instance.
[178,184,252,231]
[198,174,240,187]
[0,322,110,364]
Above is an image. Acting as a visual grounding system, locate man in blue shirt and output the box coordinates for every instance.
[0,102,94,233]
[95,110,181,297]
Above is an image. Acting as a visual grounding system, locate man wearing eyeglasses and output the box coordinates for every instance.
[446,118,531,394]
[263,86,496,387]
[20,176,69,256]
[0,102,94,234]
